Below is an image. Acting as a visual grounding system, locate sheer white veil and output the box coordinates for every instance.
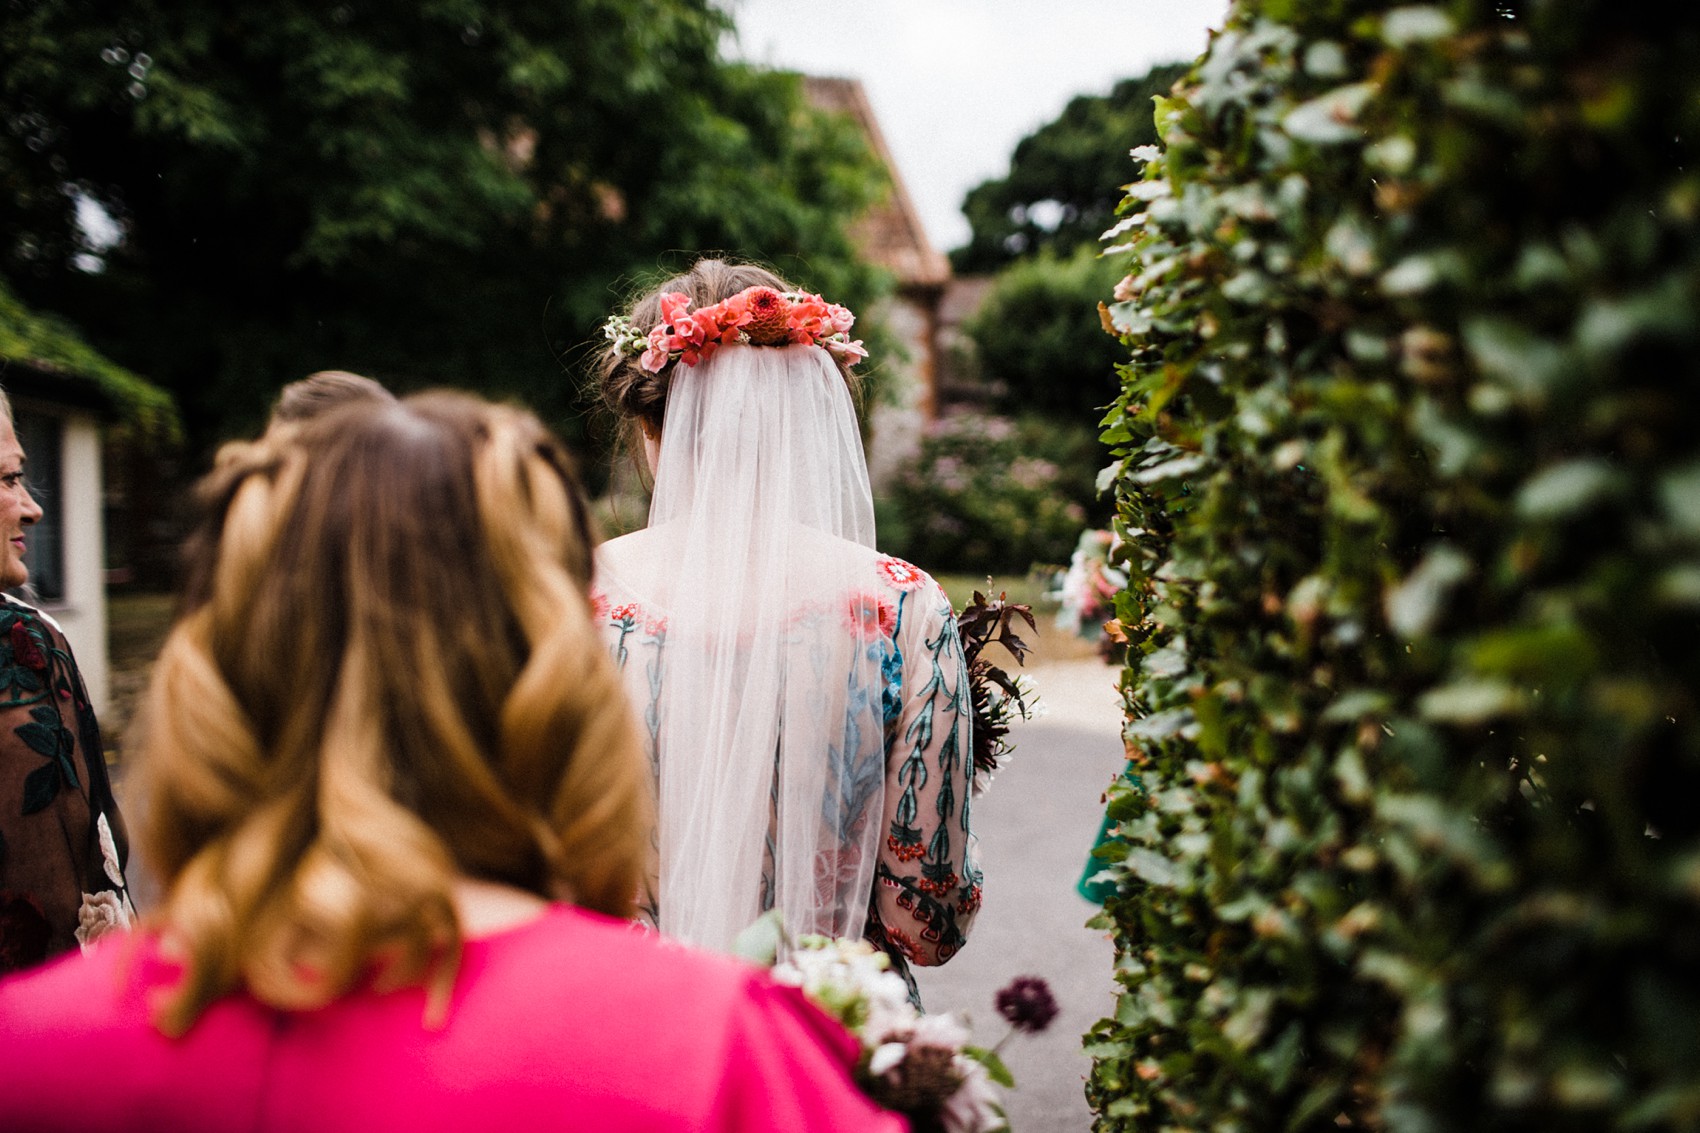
[641,343,886,952]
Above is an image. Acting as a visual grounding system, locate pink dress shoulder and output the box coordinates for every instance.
[0,904,906,1133]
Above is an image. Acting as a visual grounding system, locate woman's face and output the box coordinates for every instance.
[0,414,44,590]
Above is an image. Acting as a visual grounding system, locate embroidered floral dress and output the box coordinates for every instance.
[593,551,981,992]
[0,596,132,973]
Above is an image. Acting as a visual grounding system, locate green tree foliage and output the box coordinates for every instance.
[1089,2,1700,1130]
[964,243,1125,423]
[953,61,1189,273]
[0,0,886,454]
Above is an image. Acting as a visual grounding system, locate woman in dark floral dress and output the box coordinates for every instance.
[0,389,131,973]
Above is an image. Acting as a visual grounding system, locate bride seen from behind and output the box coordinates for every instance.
[592,258,981,996]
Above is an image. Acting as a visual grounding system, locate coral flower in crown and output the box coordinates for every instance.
[742,287,793,345]
[604,284,867,372]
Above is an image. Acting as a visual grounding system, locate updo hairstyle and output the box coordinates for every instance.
[268,370,395,426]
[135,392,652,1035]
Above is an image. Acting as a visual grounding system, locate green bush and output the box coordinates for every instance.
[1089,2,1700,1131]
[879,412,1104,575]
[965,245,1128,424]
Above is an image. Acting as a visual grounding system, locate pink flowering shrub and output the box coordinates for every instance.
[880,411,1105,574]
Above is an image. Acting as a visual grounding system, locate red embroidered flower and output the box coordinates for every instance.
[958,885,983,916]
[886,835,926,863]
[883,925,923,962]
[9,621,46,670]
[643,613,668,636]
[918,871,959,898]
[589,590,610,620]
[611,603,639,623]
[845,592,896,641]
[875,555,927,592]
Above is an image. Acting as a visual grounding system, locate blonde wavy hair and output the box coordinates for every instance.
[135,392,652,1035]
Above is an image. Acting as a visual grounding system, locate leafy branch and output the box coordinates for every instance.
[956,588,1039,793]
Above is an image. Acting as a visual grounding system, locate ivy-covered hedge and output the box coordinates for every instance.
[1088,2,1700,1130]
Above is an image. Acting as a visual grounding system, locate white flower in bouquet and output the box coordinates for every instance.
[974,674,1044,796]
[740,913,1054,1132]
[771,934,915,1038]
[956,589,1038,797]
[941,1055,1004,1133]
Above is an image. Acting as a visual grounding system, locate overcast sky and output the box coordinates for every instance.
[720,0,1230,253]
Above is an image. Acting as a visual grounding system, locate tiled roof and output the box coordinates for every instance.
[803,76,951,290]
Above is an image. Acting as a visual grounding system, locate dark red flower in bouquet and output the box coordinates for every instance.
[995,976,1059,1034]
[742,287,792,345]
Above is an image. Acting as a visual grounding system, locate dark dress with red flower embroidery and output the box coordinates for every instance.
[0,596,132,974]
[594,548,980,998]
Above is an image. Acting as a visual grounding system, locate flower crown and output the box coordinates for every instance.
[603,285,868,374]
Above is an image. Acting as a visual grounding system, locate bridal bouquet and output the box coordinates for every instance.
[738,915,1057,1133]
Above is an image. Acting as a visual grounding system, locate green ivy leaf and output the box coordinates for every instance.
[1416,680,1524,723]
[1462,318,1569,397]
[1384,544,1472,639]
[1516,459,1627,520]
[1659,463,1700,534]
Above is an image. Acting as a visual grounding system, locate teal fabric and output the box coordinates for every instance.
[1076,771,1143,905]
[1076,809,1120,904]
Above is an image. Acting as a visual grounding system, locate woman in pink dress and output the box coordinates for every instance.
[0,392,903,1133]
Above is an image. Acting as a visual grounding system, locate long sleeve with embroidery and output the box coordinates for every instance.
[863,560,980,974]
